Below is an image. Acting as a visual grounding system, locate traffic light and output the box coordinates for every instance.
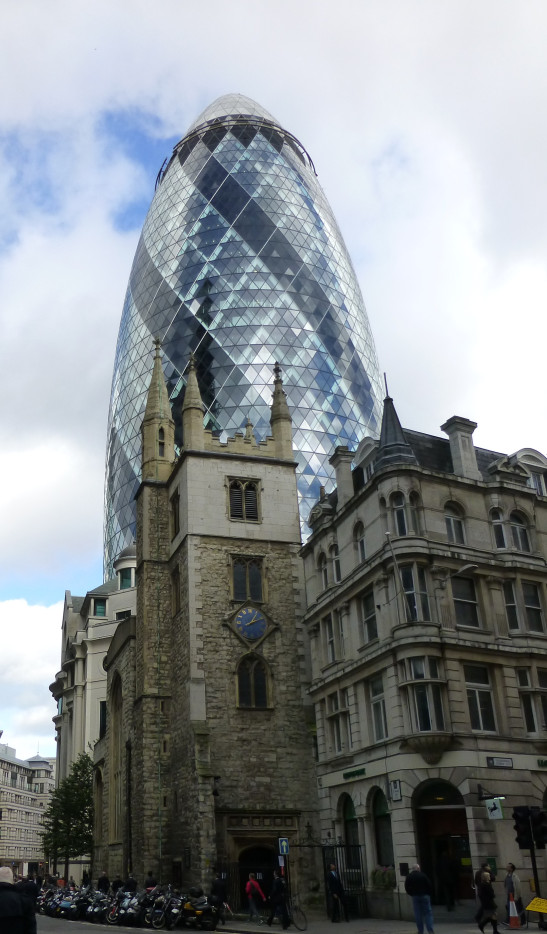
[531,808,547,849]
[513,806,534,849]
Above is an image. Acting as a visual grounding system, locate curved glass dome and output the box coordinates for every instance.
[104,94,383,574]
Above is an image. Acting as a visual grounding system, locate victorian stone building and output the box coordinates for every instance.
[301,394,547,917]
[50,547,137,785]
[94,345,319,898]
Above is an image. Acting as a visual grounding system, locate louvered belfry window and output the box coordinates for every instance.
[229,480,259,521]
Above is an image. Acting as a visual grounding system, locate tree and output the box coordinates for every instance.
[42,752,94,882]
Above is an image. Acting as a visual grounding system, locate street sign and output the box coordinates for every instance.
[485,797,504,820]
[526,897,547,914]
[279,837,290,855]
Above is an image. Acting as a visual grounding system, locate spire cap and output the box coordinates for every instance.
[143,339,171,422]
[182,354,204,414]
[375,393,417,469]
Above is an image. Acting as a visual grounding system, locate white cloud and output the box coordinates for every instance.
[0,601,61,760]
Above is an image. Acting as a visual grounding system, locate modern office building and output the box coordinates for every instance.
[0,744,54,877]
[300,395,547,919]
[104,93,383,574]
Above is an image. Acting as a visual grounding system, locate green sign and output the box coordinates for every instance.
[342,767,366,780]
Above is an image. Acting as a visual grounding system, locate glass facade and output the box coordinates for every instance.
[104,94,383,574]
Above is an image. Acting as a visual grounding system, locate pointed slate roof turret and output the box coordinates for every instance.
[182,354,205,450]
[270,362,293,459]
[375,393,417,470]
[141,339,175,481]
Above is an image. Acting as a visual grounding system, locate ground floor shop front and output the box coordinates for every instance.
[316,753,547,920]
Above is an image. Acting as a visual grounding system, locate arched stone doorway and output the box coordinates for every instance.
[413,780,471,906]
[238,845,275,912]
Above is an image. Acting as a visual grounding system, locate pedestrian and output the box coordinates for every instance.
[475,862,495,887]
[326,863,349,923]
[404,863,434,934]
[267,869,290,930]
[145,871,157,889]
[477,871,499,934]
[210,871,228,925]
[0,865,37,934]
[111,874,124,893]
[97,870,110,894]
[438,847,457,910]
[124,873,138,893]
[245,872,266,923]
[504,863,524,924]
[15,875,39,904]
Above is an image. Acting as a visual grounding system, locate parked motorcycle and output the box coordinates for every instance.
[166,887,218,931]
[150,886,176,929]
[106,887,127,925]
[37,887,57,914]
[86,889,113,923]
[118,889,145,925]
[141,885,162,927]
[63,884,93,920]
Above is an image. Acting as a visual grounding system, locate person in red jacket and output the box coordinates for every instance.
[245,873,266,922]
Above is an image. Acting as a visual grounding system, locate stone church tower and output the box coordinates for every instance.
[97,343,319,897]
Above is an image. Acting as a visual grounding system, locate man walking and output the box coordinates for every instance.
[326,864,349,922]
[404,863,434,934]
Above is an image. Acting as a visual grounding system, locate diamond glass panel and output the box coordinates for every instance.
[104,94,383,574]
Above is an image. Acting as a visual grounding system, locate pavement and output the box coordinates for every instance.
[224,908,533,934]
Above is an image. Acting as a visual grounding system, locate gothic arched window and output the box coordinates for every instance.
[237,656,269,708]
[229,480,259,521]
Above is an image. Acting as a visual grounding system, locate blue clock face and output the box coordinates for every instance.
[235,607,267,641]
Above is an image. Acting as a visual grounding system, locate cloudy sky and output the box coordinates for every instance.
[1,0,546,760]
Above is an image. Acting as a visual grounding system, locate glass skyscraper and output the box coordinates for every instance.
[104,93,383,574]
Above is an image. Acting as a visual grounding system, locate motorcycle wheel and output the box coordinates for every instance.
[152,915,166,930]
[106,908,120,925]
[199,920,218,931]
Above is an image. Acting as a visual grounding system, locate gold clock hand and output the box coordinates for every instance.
[245,612,258,626]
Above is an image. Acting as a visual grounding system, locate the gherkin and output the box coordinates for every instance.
[104,93,383,574]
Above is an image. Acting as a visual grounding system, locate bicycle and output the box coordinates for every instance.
[286,894,307,931]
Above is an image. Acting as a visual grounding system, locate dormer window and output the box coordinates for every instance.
[530,472,547,496]
[119,568,132,590]
[94,598,107,618]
